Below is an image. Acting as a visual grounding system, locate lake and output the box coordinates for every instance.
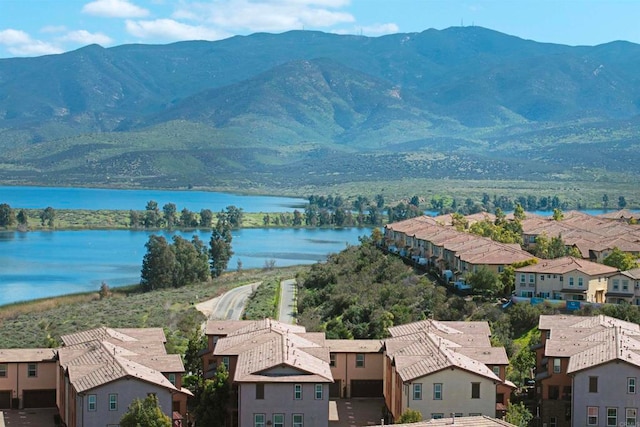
[0,186,372,306]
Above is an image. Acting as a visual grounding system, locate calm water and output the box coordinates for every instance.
[0,186,307,212]
[0,186,369,306]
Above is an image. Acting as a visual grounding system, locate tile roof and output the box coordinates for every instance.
[371,415,516,427]
[213,319,333,383]
[515,257,618,276]
[58,327,186,395]
[385,320,506,383]
[326,339,384,353]
[205,320,253,336]
[0,348,56,363]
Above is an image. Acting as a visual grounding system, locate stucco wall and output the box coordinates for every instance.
[402,368,496,419]
[573,361,640,427]
[75,379,173,427]
[239,382,328,427]
[0,361,57,403]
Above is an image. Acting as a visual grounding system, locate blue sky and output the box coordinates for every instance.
[1,0,639,58]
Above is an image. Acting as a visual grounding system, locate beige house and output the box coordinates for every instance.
[57,327,191,427]
[0,348,57,409]
[514,256,616,301]
[383,320,513,422]
[326,339,384,398]
[204,319,334,427]
[606,268,640,304]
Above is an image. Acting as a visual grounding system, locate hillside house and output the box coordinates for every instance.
[0,348,57,409]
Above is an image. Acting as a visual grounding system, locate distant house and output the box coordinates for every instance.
[383,320,513,422]
[0,348,57,409]
[536,315,640,427]
[56,327,191,427]
[326,339,384,398]
[204,319,334,427]
[514,256,616,301]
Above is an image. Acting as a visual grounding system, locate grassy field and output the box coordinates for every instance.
[0,265,308,350]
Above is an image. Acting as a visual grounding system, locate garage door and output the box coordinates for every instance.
[23,389,56,408]
[0,391,11,409]
[351,380,383,397]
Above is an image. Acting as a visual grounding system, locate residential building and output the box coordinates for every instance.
[204,319,334,427]
[57,327,191,427]
[326,339,384,398]
[536,315,640,427]
[383,320,513,422]
[371,415,517,427]
[606,268,640,304]
[0,348,57,409]
[514,257,616,301]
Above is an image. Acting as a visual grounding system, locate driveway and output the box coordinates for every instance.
[278,278,297,324]
[1,409,57,427]
[195,282,260,320]
[330,398,386,427]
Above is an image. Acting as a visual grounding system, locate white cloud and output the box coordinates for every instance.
[82,0,150,18]
[57,30,114,46]
[0,29,63,56]
[175,0,355,33]
[125,19,228,41]
[41,25,68,34]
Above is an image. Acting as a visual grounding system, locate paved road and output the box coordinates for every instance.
[278,278,297,324]
[196,282,260,320]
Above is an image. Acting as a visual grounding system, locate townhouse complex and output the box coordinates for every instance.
[0,327,191,426]
[201,318,514,427]
[535,314,640,427]
[383,210,640,304]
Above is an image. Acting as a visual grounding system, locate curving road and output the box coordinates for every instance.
[196,282,260,320]
[278,278,297,325]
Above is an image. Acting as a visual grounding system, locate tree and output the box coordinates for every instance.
[40,206,55,227]
[140,235,176,291]
[199,208,213,228]
[514,203,526,221]
[619,196,627,209]
[603,247,638,271]
[224,205,244,228]
[180,208,198,228]
[0,203,16,227]
[398,408,422,423]
[120,394,171,427]
[171,235,210,287]
[505,402,533,427]
[16,209,28,229]
[603,194,610,209]
[144,200,161,228]
[552,207,563,221]
[129,210,142,228]
[194,364,230,427]
[466,267,501,297]
[162,203,177,228]
[209,220,233,277]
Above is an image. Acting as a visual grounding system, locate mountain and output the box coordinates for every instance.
[0,26,639,189]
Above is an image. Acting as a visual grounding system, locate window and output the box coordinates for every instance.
[432,414,444,419]
[0,364,6,377]
[529,274,535,283]
[213,336,219,346]
[454,413,463,418]
[168,373,176,385]
[587,407,598,425]
[626,408,637,427]
[273,414,284,427]
[589,376,598,393]
[569,277,574,286]
[520,274,526,283]
[256,383,264,400]
[433,383,442,400]
[355,353,365,367]
[330,353,336,367]
[607,408,617,427]
[222,356,230,370]
[578,277,584,287]
[254,414,265,427]
[559,276,563,282]
[548,385,559,400]
[549,417,557,427]
[27,363,37,377]
[553,358,561,373]
[623,280,629,291]
[88,394,97,411]
[315,384,323,400]
[629,377,636,394]
[108,394,117,411]
[294,384,302,400]
[413,383,422,400]
[293,414,303,427]
[492,366,500,377]
[540,275,545,281]
[471,382,480,399]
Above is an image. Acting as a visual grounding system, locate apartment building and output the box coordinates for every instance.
[0,348,56,409]
[57,327,191,427]
[536,315,640,427]
[606,268,640,304]
[514,257,617,302]
[383,320,513,422]
[326,339,384,398]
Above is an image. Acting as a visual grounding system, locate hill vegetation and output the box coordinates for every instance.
[0,27,639,194]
